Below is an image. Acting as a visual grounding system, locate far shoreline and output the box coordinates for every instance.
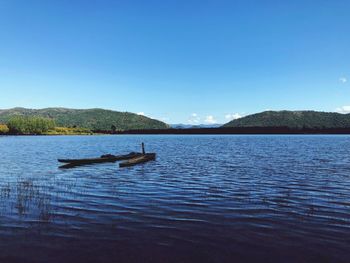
[3,127,350,136]
[116,127,350,135]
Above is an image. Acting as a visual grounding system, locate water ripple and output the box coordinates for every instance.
[0,135,349,262]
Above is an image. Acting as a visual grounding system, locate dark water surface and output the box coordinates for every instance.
[0,135,349,263]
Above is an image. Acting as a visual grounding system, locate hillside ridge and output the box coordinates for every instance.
[0,107,168,131]
[223,110,350,128]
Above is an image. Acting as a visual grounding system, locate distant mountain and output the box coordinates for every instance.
[170,123,222,129]
[222,110,350,128]
[170,124,194,129]
[0,107,169,131]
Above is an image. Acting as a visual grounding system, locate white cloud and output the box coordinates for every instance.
[137,112,145,116]
[204,115,217,124]
[225,113,243,120]
[339,77,347,83]
[336,106,350,114]
[188,113,200,124]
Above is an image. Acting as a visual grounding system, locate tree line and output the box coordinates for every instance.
[5,116,56,135]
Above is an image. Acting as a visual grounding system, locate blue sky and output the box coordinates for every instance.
[0,0,349,124]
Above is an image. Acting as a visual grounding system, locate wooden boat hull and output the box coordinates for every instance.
[58,152,142,166]
[119,153,156,167]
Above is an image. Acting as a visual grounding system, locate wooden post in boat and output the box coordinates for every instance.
[141,142,145,154]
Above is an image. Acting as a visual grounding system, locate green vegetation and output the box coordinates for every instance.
[45,127,93,135]
[1,120,92,136]
[0,124,9,134]
[7,116,56,135]
[0,108,168,131]
[223,111,350,129]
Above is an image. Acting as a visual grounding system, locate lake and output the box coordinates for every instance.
[0,135,349,263]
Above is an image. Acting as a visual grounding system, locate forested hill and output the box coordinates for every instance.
[222,111,350,129]
[0,108,168,130]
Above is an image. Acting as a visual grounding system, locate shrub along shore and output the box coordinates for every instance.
[0,116,93,135]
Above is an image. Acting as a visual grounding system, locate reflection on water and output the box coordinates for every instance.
[0,135,349,263]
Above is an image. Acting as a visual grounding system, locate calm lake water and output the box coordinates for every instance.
[0,135,349,263]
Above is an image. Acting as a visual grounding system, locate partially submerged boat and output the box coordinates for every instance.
[119,153,156,167]
[58,143,156,169]
[58,152,142,167]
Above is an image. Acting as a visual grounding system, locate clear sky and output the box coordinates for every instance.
[0,0,349,124]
